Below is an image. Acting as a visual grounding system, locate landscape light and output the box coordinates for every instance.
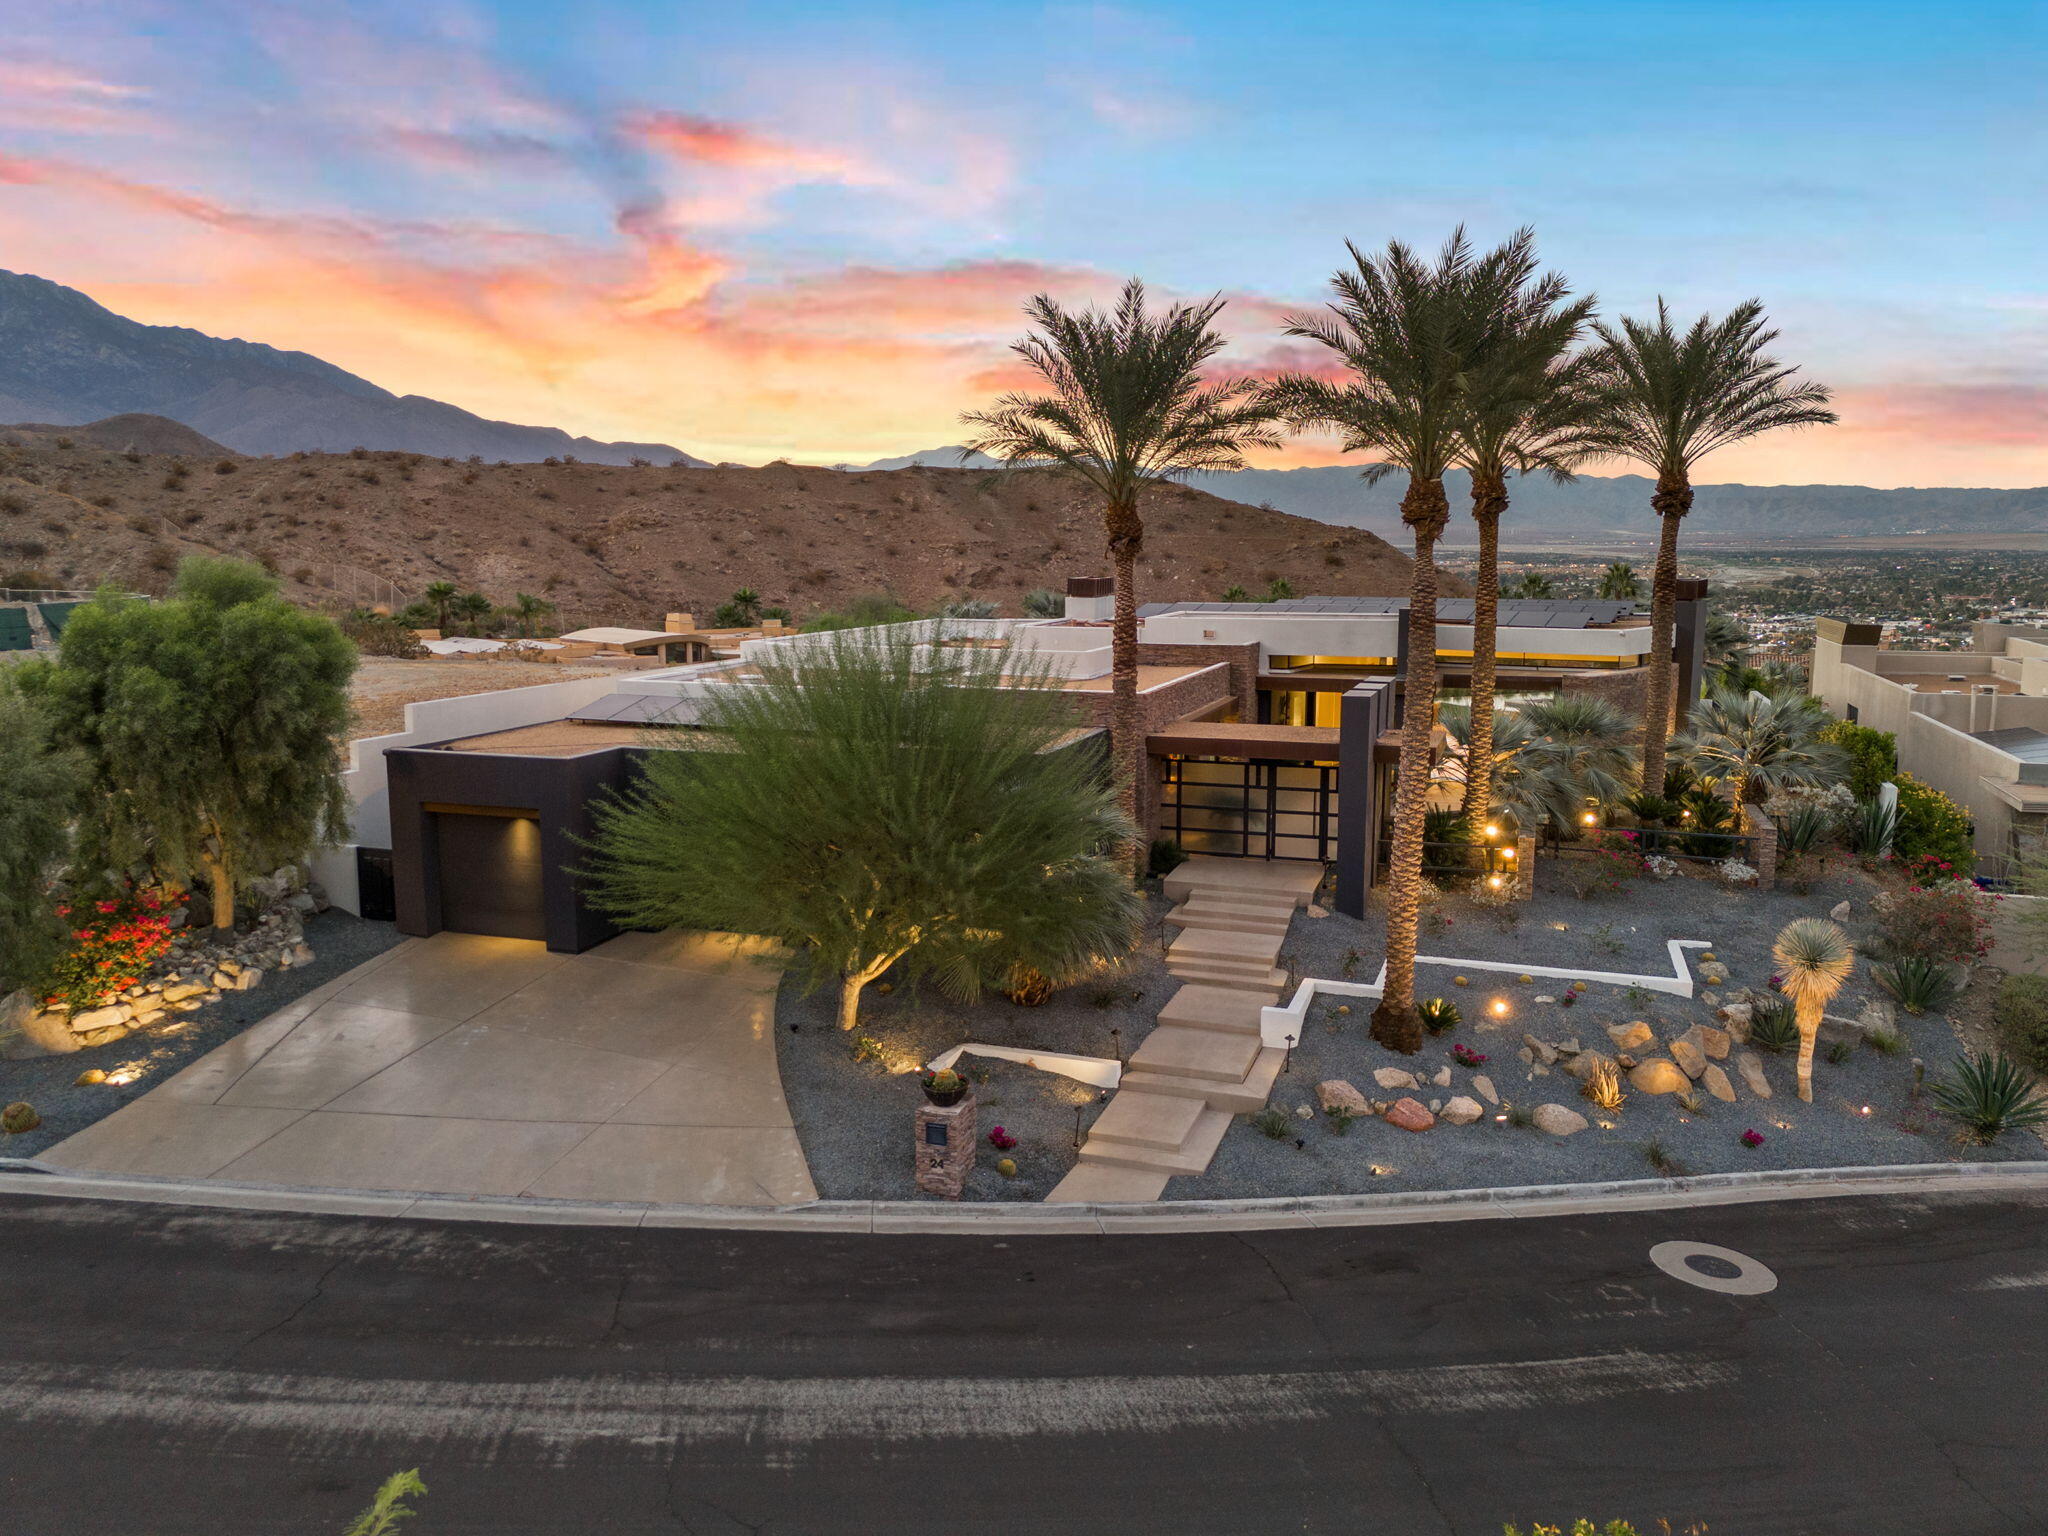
[1489,998,1509,1018]
[1500,846,1516,860]
[1487,874,1503,889]
[1483,823,1500,839]
[1581,811,1598,826]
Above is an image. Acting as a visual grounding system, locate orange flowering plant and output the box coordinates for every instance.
[42,884,180,1012]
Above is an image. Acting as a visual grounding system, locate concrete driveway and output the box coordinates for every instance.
[37,931,817,1207]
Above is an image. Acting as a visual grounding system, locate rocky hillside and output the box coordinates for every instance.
[0,419,1430,627]
[0,270,705,466]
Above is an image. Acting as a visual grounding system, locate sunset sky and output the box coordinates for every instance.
[3,0,2044,485]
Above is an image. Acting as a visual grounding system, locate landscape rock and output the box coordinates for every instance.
[1830,900,1852,922]
[1430,1065,1452,1087]
[1702,1063,1738,1103]
[210,970,236,990]
[1382,1097,1436,1133]
[1563,1048,1616,1083]
[1668,1035,1707,1080]
[1531,1103,1589,1137]
[1471,1074,1499,1105]
[1429,1098,1442,1114]
[1606,1021,1656,1053]
[1699,990,1723,1009]
[288,942,316,968]
[1306,903,1329,919]
[68,1004,131,1034]
[1522,1034,1558,1065]
[0,992,81,1059]
[1857,997,1897,1033]
[1316,1079,1370,1116]
[162,982,206,1004]
[74,1025,132,1047]
[1718,1002,1753,1043]
[1440,1095,1484,1126]
[1628,1057,1691,1095]
[1697,1025,1732,1060]
[1373,1067,1419,1091]
[1697,961,1730,986]
[1557,1037,1582,1056]
[233,967,264,991]
[1736,1051,1773,1098]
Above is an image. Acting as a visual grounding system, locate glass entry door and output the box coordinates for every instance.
[1158,757,1338,862]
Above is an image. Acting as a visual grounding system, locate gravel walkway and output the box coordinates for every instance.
[1177,856,2047,1200]
[1,912,404,1160]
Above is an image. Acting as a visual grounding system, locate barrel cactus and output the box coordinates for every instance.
[2,1102,41,1135]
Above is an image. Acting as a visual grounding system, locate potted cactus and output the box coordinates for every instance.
[919,1067,969,1107]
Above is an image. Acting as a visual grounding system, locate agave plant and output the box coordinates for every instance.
[1930,1054,2048,1143]
[1849,796,1898,858]
[1776,802,1835,859]
[1872,955,1962,1016]
[1418,997,1462,1034]
[1772,917,1856,1102]
[1746,995,1799,1053]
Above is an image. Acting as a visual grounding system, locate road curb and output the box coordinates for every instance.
[3,1158,2045,1234]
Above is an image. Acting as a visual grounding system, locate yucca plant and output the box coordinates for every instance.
[1777,802,1835,859]
[1773,917,1856,1102]
[1746,995,1799,1053]
[1873,955,1962,1016]
[1930,1054,2048,1143]
[1849,795,1898,858]
[1418,996,1462,1034]
[1580,1057,1625,1112]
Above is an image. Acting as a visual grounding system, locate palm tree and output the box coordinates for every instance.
[449,590,494,636]
[1597,562,1641,601]
[1773,917,1855,1102]
[512,592,553,638]
[1020,588,1064,618]
[727,587,763,625]
[1591,301,1836,792]
[1440,694,1639,832]
[1448,229,1603,822]
[1266,231,1494,1054]
[421,580,458,632]
[1678,687,1846,807]
[1504,572,1557,599]
[962,279,1279,862]
[1704,608,1752,668]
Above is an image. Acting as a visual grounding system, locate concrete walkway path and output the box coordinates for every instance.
[37,930,817,1207]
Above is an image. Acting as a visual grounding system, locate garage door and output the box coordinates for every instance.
[433,807,546,941]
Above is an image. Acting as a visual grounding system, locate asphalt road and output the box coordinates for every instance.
[4,1190,2045,1535]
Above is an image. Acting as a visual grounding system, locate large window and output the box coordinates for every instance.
[1158,756,1338,862]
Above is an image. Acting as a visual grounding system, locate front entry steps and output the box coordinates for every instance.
[1048,859,1311,1202]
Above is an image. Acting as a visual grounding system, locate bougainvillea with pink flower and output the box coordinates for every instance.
[41,884,179,1012]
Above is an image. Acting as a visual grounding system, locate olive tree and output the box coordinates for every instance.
[0,674,80,994]
[583,627,1141,1031]
[27,556,355,929]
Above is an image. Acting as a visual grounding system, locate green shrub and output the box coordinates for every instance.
[1872,877,1996,965]
[1873,955,1962,1016]
[1930,1054,2048,1143]
[1994,974,2048,1073]
[1418,996,1462,1034]
[1820,718,1897,800]
[1147,838,1187,878]
[1748,995,1799,1053]
[1252,1106,1290,1139]
[1892,773,1975,872]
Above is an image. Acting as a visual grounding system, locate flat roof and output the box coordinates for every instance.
[435,721,702,756]
[1139,597,1640,628]
[1147,721,1338,760]
[557,627,676,646]
[1974,727,2048,763]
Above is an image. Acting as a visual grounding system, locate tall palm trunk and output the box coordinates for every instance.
[1458,473,1509,821]
[1638,473,1693,794]
[1373,478,1448,1055]
[1106,497,1146,875]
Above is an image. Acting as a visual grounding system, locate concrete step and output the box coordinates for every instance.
[1166,890,1299,920]
[1162,856,1324,909]
[1128,1022,1263,1082]
[1122,1047,1286,1115]
[1165,901,1292,936]
[1166,960,1287,995]
[1156,983,1267,1034]
[1045,1163,1170,1204]
[1167,927,1284,967]
[1078,1104,1233,1176]
[1086,1089,1206,1151]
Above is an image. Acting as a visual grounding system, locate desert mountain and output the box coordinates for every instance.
[0,271,707,467]
[0,423,1430,626]
[857,447,2048,540]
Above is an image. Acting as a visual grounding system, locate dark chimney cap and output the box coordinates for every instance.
[1066,576,1114,598]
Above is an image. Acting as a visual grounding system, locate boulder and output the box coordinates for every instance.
[1523,1034,1558,1065]
[1736,1051,1773,1099]
[1531,1103,1589,1137]
[1383,1097,1436,1133]
[1563,1048,1617,1083]
[0,992,80,1059]
[1430,1065,1453,1088]
[1440,1095,1484,1126]
[1830,900,1852,922]
[1628,1057,1691,1095]
[1668,1036,1707,1080]
[1606,1021,1656,1053]
[1471,1073,1499,1106]
[233,967,264,991]
[1316,1080,1370,1116]
[1697,1025,1732,1060]
[210,970,236,991]
[1857,997,1897,1033]
[1702,1063,1738,1103]
[75,1024,131,1048]
[68,1004,131,1034]
[1373,1067,1419,1091]
[1557,1036,1582,1056]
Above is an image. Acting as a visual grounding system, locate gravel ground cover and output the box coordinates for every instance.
[1,912,404,1160]
[773,900,1178,1200]
[1176,855,2046,1200]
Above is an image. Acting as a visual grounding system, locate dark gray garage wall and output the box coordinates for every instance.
[386,744,647,954]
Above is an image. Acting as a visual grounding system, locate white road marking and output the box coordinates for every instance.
[2,1349,1733,1457]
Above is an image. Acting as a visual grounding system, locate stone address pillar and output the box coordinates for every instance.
[914,1092,977,1199]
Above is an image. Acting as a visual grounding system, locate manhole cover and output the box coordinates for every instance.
[1650,1240,1778,1295]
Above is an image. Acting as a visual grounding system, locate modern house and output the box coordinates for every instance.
[313,577,1713,950]
[1813,616,2048,873]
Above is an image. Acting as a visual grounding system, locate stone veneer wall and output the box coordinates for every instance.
[1136,641,1259,722]
[1558,666,1663,726]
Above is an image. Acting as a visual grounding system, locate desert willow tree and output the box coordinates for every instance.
[1773,916,1856,1103]
[583,628,1141,1033]
[961,280,1279,866]
[1592,301,1836,792]
[1266,231,1498,1054]
[1447,230,1606,821]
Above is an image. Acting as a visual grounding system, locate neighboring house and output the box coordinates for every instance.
[313,578,1714,950]
[1813,617,2048,875]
